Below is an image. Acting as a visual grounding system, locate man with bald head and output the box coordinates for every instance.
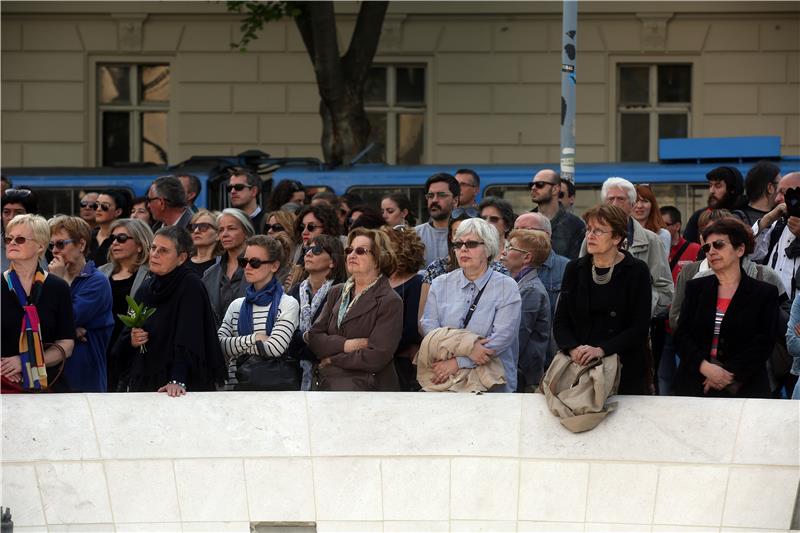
[752,171,800,299]
[529,169,584,259]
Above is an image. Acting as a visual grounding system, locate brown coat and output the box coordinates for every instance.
[307,275,403,391]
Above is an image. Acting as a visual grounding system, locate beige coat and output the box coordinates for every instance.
[416,327,506,392]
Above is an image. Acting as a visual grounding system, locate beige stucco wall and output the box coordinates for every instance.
[1,1,798,167]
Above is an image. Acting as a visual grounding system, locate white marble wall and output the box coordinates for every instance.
[2,393,798,533]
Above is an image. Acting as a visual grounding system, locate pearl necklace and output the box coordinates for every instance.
[591,253,620,285]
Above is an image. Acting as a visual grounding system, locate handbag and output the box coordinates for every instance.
[234,341,301,391]
[540,351,621,433]
[1,343,66,394]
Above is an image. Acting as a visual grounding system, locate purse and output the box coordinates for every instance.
[234,341,301,391]
[1,343,66,394]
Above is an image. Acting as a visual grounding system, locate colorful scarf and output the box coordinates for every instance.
[299,278,333,333]
[3,266,49,390]
[238,276,283,336]
[337,275,381,328]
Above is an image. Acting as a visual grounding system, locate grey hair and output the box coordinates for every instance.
[529,213,552,236]
[601,177,637,205]
[218,208,255,236]
[454,217,500,260]
[153,175,187,208]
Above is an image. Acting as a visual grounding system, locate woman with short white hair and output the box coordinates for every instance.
[420,218,522,392]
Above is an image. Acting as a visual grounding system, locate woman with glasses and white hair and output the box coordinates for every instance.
[420,218,522,392]
[98,218,154,391]
[307,228,404,391]
[2,214,75,392]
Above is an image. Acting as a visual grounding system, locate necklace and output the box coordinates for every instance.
[591,256,618,285]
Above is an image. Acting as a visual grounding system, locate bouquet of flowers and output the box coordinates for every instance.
[118,295,156,353]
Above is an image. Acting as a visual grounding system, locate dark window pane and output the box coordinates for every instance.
[364,67,387,105]
[659,113,688,139]
[141,65,170,103]
[366,112,387,163]
[142,112,168,164]
[396,66,425,107]
[620,113,649,161]
[102,112,130,166]
[658,65,691,103]
[397,113,424,165]
[98,65,131,104]
[619,66,649,106]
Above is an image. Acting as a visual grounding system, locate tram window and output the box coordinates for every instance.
[346,186,428,223]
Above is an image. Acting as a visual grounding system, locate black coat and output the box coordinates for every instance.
[553,251,652,394]
[673,269,778,398]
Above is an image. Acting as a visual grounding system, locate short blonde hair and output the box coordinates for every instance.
[48,215,92,257]
[7,214,50,260]
[508,229,551,267]
[347,227,397,277]
[107,218,154,272]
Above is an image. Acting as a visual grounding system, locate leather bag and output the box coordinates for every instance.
[541,351,621,433]
[234,347,301,391]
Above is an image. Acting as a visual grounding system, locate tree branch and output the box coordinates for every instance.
[305,1,346,112]
[292,2,316,66]
[342,1,388,87]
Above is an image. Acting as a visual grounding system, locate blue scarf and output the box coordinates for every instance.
[238,276,283,336]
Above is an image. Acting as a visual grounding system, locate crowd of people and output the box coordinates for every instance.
[1,159,798,400]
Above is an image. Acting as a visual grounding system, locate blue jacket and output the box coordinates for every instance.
[515,268,551,389]
[63,261,114,392]
[786,294,800,376]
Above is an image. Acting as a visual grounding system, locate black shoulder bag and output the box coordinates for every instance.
[461,273,493,328]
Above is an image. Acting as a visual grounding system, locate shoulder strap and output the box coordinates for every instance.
[462,272,492,328]
[669,241,691,271]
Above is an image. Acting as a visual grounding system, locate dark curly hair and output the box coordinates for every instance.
[701,217,755,256]
[293,203,341,241]
[384,225,425,276]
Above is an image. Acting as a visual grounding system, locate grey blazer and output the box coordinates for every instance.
[98,263,150,298]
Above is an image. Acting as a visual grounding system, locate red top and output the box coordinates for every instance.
[669,237,701,284]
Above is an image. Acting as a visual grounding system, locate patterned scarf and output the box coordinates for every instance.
[337,275,382,328]
[3,265,49,390]
[238,276,283,336]
[299,278,333,333]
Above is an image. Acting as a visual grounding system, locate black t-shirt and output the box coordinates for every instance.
[2,273,76,358]
[185,258,217,278]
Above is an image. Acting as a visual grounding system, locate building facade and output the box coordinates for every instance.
[2,1,798,168]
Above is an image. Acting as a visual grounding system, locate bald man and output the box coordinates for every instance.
[529,169,584,259]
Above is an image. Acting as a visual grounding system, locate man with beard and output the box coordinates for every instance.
[682,166,746,243]
[529,169,585,259]
[415,172,460,266]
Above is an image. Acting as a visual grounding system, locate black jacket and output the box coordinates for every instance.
[673,268,778,398]
[553,251,652,394]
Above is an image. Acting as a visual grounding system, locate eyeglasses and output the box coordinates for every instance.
[189,222,216,233]
[586,227,613,237]
[48,239,75,250]
[109,233,132,244]
[4,235,28,246]
[80,201,98,210]
[149,244,173,256]
[530,181,558,189]
[145,196,163,205]
[4,189,32,197]
[265,224,285,233]
[345,246,371,256]
[452,240,485,250]
[227,183,253,192]
[504,243,530,254]
[482,215,502,224]
[238,256,275,269]
[94,203,112,212]
[425,191,452,200]
[701,239,729,254]
[301,223,320,232]
[305,243,327,256]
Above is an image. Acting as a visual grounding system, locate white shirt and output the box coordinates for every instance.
[752,220,797,295]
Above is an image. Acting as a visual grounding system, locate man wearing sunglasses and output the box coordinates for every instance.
[228,168,266,234]
[415,172,461,266]
[529,169,585,260]
[147,176,193,231]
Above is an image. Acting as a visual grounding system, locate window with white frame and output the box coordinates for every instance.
[97,63,170,166]
[617,64,691,161]
[364,64,426,164]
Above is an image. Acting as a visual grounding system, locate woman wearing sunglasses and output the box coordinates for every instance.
[292,204,341,263]
[88,190,127,268]
[98,218,154,391]
[478,196,516,262]
[553,205,651,395]
[286,235,346,390]
[307,228,404,391]
[47,215,114,393]
[185,209,222,277]
[420,218,521,392]
[116,226,226,396]
[673,218,779,398]
[2,214,75,392]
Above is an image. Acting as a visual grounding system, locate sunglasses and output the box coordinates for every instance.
[482,215,502,224]
[237,256,275,269]
[425,191,452,200]
[109,233,133,244]
[301,223,320,232]
[94,203,112,212]
[345,246,371,256]
[701,239,729,254]
[452,240,484,250]
[530,181,558,189]
[189,222,216,233]
[4,235,28,245]
[227,183,253,192]
[48,239,75,250]
[80,201,98,210]
[5,188,32,197]
[305,243,327,256]
[265,224,285,233]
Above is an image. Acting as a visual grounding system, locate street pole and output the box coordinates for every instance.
[560,0,577,185]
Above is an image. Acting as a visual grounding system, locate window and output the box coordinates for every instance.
[97,63,170,166]
[618,64,691,161]
[364,64,426,164]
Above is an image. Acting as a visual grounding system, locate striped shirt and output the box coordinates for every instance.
[709,297,731,359]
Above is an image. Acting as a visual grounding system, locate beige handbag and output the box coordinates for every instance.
[541,351,621,433]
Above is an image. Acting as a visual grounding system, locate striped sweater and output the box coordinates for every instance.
[217,294,300,360]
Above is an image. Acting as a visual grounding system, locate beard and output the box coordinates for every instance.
[707,194,723,208]
[431,209,450,222]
